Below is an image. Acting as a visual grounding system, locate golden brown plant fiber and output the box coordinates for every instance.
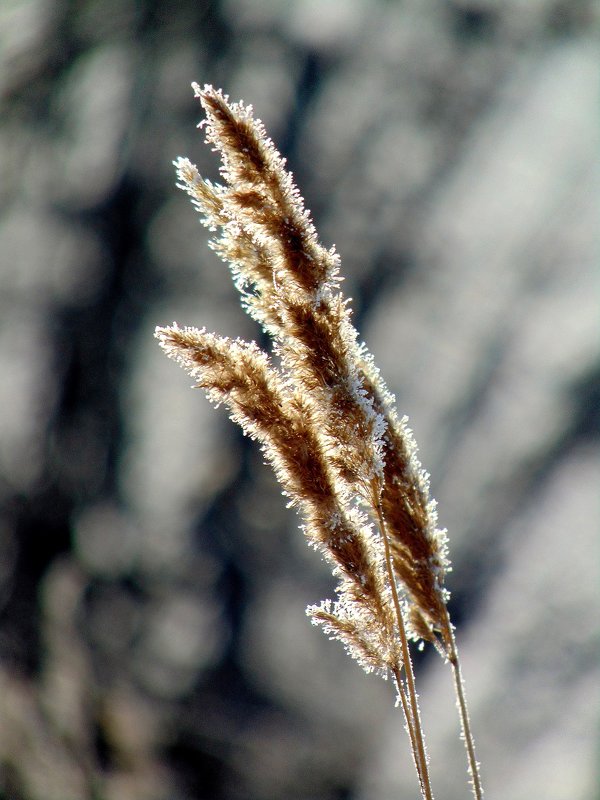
[156,84,483,800]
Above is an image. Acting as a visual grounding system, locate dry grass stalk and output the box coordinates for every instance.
[156,84,484,800]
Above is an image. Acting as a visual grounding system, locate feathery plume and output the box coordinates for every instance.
[156,84,484,800]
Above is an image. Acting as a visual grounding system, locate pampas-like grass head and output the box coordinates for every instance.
[156,84,483,800]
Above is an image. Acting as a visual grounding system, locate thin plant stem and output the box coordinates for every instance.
[392,668,422,794]
[442,607,484,800]
[375,495,434,800]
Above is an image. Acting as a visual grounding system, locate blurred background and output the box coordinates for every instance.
[0,1,598,798]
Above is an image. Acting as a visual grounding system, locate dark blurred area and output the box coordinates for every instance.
[0,1,598,798]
